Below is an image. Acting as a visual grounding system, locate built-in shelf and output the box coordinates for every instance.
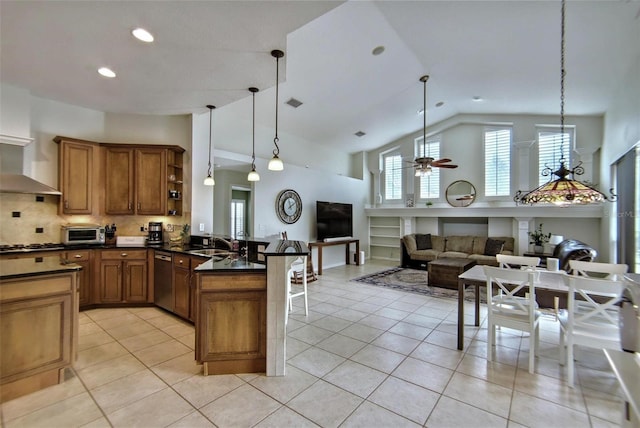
[369,217,401,261]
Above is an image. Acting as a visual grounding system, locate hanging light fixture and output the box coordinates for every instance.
[412,75,457,177]
[203,105,216,186]
[247,87,260,182]
[268,49,285,171]
[514,0,615,205]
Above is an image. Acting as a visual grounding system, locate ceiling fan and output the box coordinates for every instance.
[408,75,458,177]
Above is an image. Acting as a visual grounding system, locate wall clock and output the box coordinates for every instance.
[276,189,302,224]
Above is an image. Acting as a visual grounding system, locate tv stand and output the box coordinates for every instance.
[309,238,360,275]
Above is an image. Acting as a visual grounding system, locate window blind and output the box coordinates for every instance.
[484,128,511,196]
[231,199,245,239]
[538,128,572,186]
[384,154,402,200]
[417,137,440,199]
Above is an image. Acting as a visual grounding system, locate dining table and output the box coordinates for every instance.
[456,264,569,350]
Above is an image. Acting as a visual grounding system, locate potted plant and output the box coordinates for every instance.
[528,223,551,254]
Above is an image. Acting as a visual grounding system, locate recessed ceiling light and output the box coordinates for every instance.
[371,46,385,56]
[98,67,116,78]
[472,96,483,102]
[436,101,444,107]
[132,28,154,42]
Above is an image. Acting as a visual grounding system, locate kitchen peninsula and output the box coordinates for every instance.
[0,255,81,402]
[194,240,309,377]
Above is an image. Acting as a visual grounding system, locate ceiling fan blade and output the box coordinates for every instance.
[435,164,458,169]
[432,158,452,164]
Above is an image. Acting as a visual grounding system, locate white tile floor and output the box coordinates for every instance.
[0,260,628,427]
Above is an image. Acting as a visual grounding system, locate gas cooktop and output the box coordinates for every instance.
[0,243,65,254]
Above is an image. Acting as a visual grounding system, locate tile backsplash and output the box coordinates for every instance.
[0,193,189,245]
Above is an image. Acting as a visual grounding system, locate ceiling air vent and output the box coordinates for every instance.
[285,98,303,108]
[354,131,366,137]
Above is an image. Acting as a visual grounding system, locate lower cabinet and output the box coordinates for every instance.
[97,249,148,304]
[0,271,79,402]
[64,250,92,307]
[172,254,191,319]
[196,272,267,375]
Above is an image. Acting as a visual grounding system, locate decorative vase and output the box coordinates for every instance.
[533,245,544,254]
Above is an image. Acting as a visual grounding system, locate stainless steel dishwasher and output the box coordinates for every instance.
[154,251,173,311]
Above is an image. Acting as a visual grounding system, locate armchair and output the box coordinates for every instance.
[552,239,597,271]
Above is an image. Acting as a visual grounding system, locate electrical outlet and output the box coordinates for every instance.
[140,226,144,232]
[199,223,205,232]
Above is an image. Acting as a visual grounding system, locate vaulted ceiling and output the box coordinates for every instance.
[1,1,638,155]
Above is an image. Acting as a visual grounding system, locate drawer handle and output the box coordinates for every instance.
[64,200,69,209]
[138,202,141,210]
[74,254,82,258]
[121,253,128,257]
[128,202,132,210]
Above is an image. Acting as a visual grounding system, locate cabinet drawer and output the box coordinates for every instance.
[173,254,190,269]
[100,249,147,260]
[65,250,90,262]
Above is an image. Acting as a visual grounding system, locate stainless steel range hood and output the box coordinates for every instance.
[0,140,62,195]
[0,173,62,195]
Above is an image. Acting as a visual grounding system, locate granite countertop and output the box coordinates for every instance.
[0,255,82,280]
[194,254,265,272]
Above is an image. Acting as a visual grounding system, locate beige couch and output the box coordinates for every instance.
[401,234,515,269]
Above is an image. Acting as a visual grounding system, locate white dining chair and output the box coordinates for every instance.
[558,274,624,387]
[484,266,540,373]
[568,260,628,280]
[497,254,540,270]
[287,256,308,319]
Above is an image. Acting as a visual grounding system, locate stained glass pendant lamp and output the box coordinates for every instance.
[514,0,615,205]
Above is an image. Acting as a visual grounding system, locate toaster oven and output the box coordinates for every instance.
[61,224,106,245]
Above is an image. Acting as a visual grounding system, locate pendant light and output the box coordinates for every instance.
[203,105,216,186]
[268,49,285,171]
[247,87,260,182]
[514,0,615,205]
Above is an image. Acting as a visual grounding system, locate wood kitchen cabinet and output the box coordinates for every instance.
[189,255,210,322]
[54,137,100,215]
[104,146,167,215]
[0,270,79,402]
[173,254,191,319]
[196,272,267,375]
[63,249,92,307]
[97,249,148,303]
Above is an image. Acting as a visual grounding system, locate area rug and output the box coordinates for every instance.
[351,267,480,301]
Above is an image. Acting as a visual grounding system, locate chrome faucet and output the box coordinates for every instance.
[212,236,233,250]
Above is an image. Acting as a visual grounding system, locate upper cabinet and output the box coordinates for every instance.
[54,136,100,215]
[55,136,184,217]
[104,147,168,215]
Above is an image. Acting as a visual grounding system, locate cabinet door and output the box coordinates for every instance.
[173,266,191,319]
[105,148,135,215]
[60,141,93,214]
[198,290,266,362]
[124,260,147,302]
[99,260,123,303]
[189,256,208,323]
[65,250,92,307]
[136,148,166,215]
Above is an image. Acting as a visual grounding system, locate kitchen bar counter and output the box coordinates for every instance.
[0,255,82,280]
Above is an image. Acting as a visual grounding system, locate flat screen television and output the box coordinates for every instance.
[316,201,353,241]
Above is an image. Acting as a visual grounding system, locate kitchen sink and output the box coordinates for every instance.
[189,248,232,257]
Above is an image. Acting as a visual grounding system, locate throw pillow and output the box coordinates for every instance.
[415,233,432,250]
[484,238,505,256]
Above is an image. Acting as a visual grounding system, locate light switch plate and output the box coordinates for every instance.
[199,223,205,232]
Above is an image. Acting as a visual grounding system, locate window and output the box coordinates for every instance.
[416,136,440,199]
[484,127,511,196]
[230,199,245,239]
[383,153,402,201]
[537,126,574,186]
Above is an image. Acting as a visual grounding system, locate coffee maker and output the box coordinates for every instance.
[148,222,163,245]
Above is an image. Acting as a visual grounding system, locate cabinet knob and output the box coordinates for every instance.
[179,260,183,264]
[128,202,132,210]
[137,202,141,210]
[64,200,69,208]
[121,253,128,257]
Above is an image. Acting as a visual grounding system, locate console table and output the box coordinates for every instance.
[309,239,360,275]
